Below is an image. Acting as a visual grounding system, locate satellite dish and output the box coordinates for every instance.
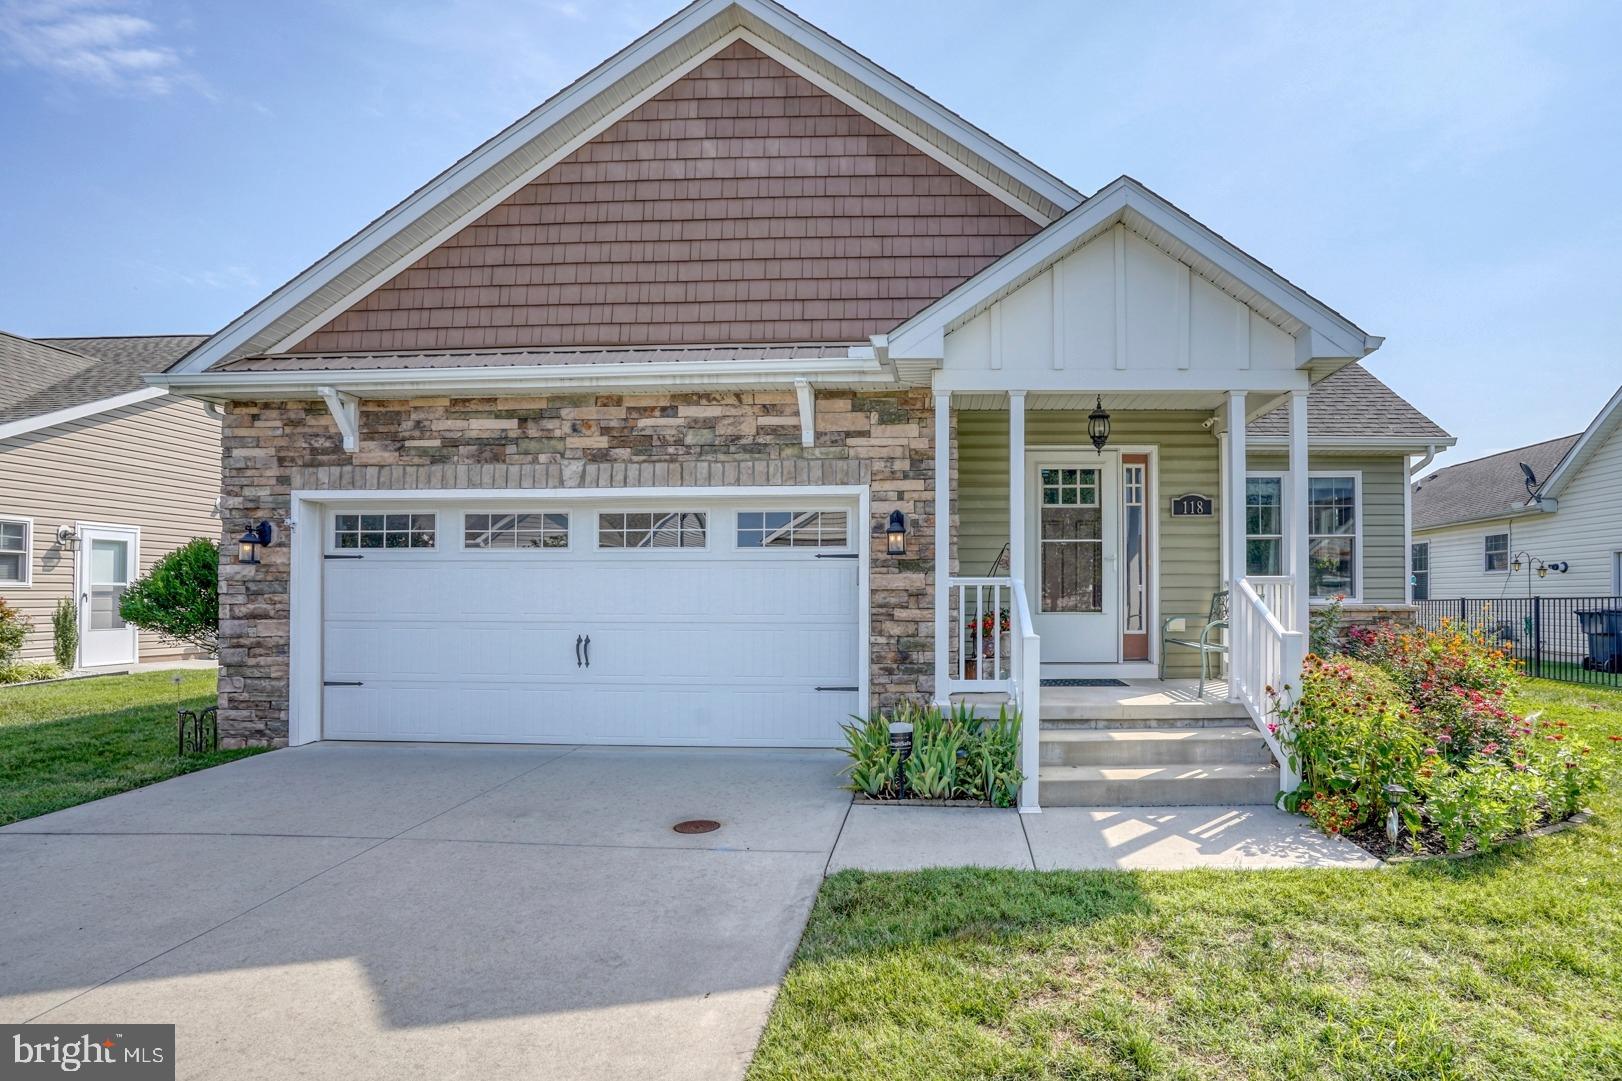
[1519,462,1539,498]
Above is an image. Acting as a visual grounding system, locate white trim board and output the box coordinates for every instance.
[285,483,871,746]
[0,387,168,442]
[169,0,1078,377]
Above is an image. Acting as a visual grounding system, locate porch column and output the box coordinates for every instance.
[1287,390,1310,634]
[1223,391,1247,702]
[1008,392,1027,583]
[934,392,952,704]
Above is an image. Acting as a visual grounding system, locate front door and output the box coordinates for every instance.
[1027,454,1120,662]
[77,525,138,668]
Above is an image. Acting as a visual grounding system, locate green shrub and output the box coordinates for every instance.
[840,711,899,798]
[51,597,78,670]
[1278,655,1426,831]
[118,538,219,655]
[836,700,1024,804]
[0,660,63,684]
[0,596,29,667]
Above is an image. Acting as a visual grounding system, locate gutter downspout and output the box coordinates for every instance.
[202,401,227,420]
[1408,443,1438,479]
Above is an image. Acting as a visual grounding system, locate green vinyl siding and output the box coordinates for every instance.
[955,410,1412,675]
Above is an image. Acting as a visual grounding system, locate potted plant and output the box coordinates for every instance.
[962,608,1012,680]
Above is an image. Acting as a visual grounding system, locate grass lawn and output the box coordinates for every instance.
[749,679,1622,1081]
[0,669,266,826]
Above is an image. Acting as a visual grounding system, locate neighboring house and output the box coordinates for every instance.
[155,0,1450,809]
[1,331,219,668]
[1412,385,1622,601]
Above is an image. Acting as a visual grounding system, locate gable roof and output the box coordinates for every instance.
[1535,384,1622,502]
[1249,363,1451,444]
[885,175,1379,365]
[1411,433,1579,531]
[1,333,206,430]
[167,0,1081,376]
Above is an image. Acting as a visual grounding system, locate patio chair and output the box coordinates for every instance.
[1160,590,1229,697]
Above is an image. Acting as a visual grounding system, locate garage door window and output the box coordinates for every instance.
[736,510,848,548]
[598,511,706,549]
[464,512,568,549]
[334,513,436,549]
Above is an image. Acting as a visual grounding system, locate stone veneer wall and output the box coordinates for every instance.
[217,389,944,746]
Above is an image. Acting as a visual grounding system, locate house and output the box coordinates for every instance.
[154,0,1450,810]
[1,331,219,669]
[1412,385,1622,601]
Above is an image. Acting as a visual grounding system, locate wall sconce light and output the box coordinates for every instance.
[885,509,908,556]
[237,521,276,564]
[54,525,79,550]
[1087,395,1111,453]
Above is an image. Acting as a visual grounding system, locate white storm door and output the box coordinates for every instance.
[78,525,139,667]
[1027,455,1120,662]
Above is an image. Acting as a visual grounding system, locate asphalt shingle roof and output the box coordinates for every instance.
[1251,363,1451,441]
[0,333,208,425]
[1411,434,1579,531]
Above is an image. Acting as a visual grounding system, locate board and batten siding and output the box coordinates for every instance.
[0,395,222,663]
[957,411,1411,674]
[1415,421,1622,600]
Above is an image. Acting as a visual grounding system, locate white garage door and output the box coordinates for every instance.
[318,500,861,745]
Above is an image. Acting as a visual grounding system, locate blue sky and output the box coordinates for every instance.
[2,0,1618,466]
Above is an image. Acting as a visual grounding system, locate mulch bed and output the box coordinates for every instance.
[1341,809,1594,861]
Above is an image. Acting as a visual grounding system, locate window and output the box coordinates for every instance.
[1122,464,1147,633]
[1038,467,1102,613]
[736,510,848,549]
[1308,475,1358,599]
[598,511,706,549]
[333,513,436,549]
[1484,532,1509,573]
[463,512,568,549]
[1245,476,1283,576]
[1411,542,1429,601]
[0,518,28,585]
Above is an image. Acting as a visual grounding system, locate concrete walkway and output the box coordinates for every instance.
[828,803,1379,872]
[0,743,851,1081]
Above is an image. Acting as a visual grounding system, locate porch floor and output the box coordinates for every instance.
[956,678,1245,724]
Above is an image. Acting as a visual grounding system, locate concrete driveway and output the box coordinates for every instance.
[0,743,852,1081]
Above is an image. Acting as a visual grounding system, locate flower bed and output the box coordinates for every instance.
[1273,618,1618,858]
[840,702,1023,807]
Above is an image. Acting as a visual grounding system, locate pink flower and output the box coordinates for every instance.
[1481,742,1500,755]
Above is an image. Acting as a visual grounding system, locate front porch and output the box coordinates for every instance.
[931,390,1314,812]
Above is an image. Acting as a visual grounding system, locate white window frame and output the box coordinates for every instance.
[594,509,710,552]
[1307,471,1363,604]
[1411,541,1429,602]
[732,508,852,552]
[1483,532,1510,574]
[0,515,32,587]
[460,509,573,553]
[1243,472,1286,578]
[326,509,441,555]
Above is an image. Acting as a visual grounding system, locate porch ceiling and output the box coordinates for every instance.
[952,390,1230,411]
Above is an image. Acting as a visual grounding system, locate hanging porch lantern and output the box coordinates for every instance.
[1087,395,1111,453]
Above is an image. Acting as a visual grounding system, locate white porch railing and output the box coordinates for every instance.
[1009,578,1041,813]
[946,577,1014,692]
[946,575,1042,812]
[1233,577,1305,793]
[1247,575,1295,627]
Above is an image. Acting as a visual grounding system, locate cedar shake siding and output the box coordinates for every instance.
[217,390,939,745]
[288,40,1041,354]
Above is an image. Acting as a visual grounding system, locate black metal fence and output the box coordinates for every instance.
[1414,596,1622,688]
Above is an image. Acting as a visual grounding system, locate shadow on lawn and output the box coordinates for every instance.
[801,866,1150,962]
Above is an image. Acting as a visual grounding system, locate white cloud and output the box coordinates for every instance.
[0,0,202,95]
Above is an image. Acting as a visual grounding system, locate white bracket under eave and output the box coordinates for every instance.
[317,386,360,452]
[794,378,815,448]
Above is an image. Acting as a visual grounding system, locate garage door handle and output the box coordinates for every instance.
[583,635,591,668]
[323,680,364,687]
[575,635,583,667]
[815,685,858,692]
[815,553,858,559]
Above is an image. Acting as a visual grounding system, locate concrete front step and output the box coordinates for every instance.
[1039,762,1281,807]
[1040,726,1272,767]
[1040,697,1251,722]
[1041,716,1249,730]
